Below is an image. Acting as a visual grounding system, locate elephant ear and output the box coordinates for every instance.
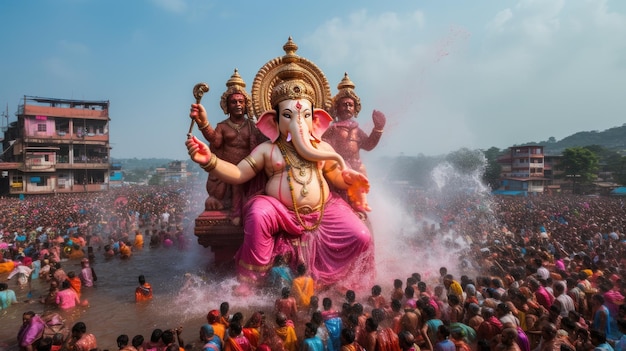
[311,109,333,142]
[257,110,280,142]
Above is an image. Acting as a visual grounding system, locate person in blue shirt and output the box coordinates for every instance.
[434,325,456,351]
[0,283,18,309]
[590,329,614,351]
[200,324,223,351]
[269,254,293,292]
[301,323,325,351]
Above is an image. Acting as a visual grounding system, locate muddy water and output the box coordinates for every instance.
[0,243,276,351]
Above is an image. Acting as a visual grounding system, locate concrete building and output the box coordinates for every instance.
[0,96,111,195]
[496,145,547,195]
[153,160,188,184]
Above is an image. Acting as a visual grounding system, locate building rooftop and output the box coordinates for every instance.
[23,96,109,111]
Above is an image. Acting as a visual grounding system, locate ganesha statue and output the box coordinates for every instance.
[186,37,374,292]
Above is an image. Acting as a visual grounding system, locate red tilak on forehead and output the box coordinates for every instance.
[295,101,302,110]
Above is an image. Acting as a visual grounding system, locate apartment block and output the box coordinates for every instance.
[0,96,111,195]
[497,145,547,195]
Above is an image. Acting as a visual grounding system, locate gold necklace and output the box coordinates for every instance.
[276,139,325,231]
[278,140,313,195]
[226,118,247,133]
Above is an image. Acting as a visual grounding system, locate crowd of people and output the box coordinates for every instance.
[0,183,200,302]
[3,36,624,351]
[1,179,625,351]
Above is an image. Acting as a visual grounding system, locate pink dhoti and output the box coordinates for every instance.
[234,193,374,288]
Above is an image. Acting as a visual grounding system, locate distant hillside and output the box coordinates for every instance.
[111,125,626,167]
[517,124,626,155]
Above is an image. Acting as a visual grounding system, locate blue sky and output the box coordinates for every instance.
[1,0,625,160]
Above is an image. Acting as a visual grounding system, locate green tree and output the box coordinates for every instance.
[482,147,502,190]
[559,147,599,194]
[583,145,626,185]
[603,151,626,185]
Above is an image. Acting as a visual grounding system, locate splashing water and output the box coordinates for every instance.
[367,155,500,290]
[161,151,502,345]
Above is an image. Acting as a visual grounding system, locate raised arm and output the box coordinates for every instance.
[360,109,386,151]
[190,103,223,148]
[185,135,265,184]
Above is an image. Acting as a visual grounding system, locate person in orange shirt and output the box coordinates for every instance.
[292,264,315,309]
[67,271,82,297]
[274,312,298,351]
[225,323,252,351]
[67,245,85,260]
[133,230,144,250]
[207,309,226,341]
[243,312,263,349]
[135,275,153,302]
[120,241,132,259]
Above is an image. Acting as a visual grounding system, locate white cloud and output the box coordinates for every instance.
[487,9,513,32]
[302,0,626,158]
[305,9,474,157]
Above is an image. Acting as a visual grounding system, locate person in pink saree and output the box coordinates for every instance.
[185,38,374,293]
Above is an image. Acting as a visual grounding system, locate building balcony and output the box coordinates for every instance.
[68,160,110,169]
[24,132,109,143]
[0,162,22,171]
[20,163,56,172]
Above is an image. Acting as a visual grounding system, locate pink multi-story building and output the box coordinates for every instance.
[0,96,111,195]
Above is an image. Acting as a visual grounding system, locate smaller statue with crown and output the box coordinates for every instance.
[322,72,386,176]
[189,69,267,226]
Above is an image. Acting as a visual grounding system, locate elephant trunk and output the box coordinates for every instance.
[289,121,346,170]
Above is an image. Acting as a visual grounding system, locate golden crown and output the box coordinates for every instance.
[252,37,331,115]
[220,68,253,116]
[270,79,315,107]
[332,72,362,117]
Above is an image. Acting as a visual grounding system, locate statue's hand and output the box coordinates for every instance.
[342,169,371,212]
[185,136,211,165]
[372,110,386,129]
[190,103,209,127]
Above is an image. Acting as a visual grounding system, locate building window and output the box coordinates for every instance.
[11,175,23,188]
[36,176,47,186]
[38,124,47,132]
[29,176,48,186]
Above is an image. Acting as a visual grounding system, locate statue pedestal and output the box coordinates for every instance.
[193,210,243,265]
